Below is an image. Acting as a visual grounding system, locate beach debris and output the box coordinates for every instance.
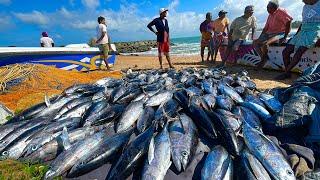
[0,67,318,179]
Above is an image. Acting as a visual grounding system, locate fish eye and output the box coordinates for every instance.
[181,151,188,157]
[2,151,8,156]
[286,169,293,175]
[31,145,38,151]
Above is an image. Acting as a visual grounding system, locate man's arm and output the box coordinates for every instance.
[108,35,112,49]
[279,20,292,44]
[51,39,55,47]
[200,22,205,33]
[284,20,292,39]
[251,17,257,40]
[228,29,233,40]
[226,25,230,34]
[251,28,255,40]
[40,43,44,47]
[147,19,157,35]
[96,32,106,43]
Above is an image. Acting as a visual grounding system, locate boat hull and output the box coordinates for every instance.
[0,47,117,72]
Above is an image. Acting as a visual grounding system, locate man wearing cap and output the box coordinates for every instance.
[147,8,174,69]
[220,5,257,67]
[211,10,230,63]
[40,32,54,47]
[200,12,214,62]
[254,0,293,69]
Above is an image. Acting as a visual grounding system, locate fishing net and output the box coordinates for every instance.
[0,64,35,92]
[0,64,122,111]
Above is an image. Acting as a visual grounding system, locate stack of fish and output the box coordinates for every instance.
[0,68,315,180]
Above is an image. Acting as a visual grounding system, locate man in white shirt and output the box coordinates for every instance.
[40,32,54,47]
[96,16,111,70]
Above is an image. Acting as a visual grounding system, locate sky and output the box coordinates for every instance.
[0,0,304,46]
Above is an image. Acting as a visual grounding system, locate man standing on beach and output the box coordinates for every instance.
[147,8,174,69]
[200,12,214,62]
[96,16,112,70]
[219,5,257,67]
[211,10,230,63]
[40,32,54,47]
[254,0,293,69]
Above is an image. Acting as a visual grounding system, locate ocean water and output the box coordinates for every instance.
[132,29,297,56]
[133,36,202,56]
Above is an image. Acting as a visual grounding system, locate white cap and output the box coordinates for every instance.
[159,8,168,15]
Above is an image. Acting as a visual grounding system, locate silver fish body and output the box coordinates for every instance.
[44,131,107,179]
[169,114,198,172]
[240,102,272,122]
[258,93,283,113]
[116,100,144,133]
[67,130,132,178]
[201,145,231,180]
[240,148,271,180]
[145,90,173,107]
[243,124,296,180]
[218,83,244,103]
[141,125,171,180]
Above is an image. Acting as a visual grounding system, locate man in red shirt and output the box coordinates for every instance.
[254,0,293,69]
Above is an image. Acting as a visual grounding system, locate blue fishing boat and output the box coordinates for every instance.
[0,44,117,72]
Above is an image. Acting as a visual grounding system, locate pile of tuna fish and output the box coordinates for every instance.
[0,68,318,179]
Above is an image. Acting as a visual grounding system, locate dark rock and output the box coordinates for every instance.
[114,40,175,54]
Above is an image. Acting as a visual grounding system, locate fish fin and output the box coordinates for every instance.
[165,161,172,172]
[45,94,51,107]
[148,136,155,164]
[179,116,188,134]
[250,126,280,151]
[141,88,147,95]
[60,127,71,150]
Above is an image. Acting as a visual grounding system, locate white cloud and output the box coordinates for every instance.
[100,4,148,32]
[214,0,304,27]
[14,11,49,25]
[9,0,306,44]
[59,7,74,19]
[71,20,96,29]
[168,11,205,37]
[0,0,10,5]
[81,0,100,9]
[168,0,179,11]
[0,15,14,32]
[54,34,63,39]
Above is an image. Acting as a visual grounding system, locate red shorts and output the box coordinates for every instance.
[158,42,170,56]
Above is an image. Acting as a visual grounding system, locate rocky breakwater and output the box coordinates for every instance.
[114,40,174,55]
